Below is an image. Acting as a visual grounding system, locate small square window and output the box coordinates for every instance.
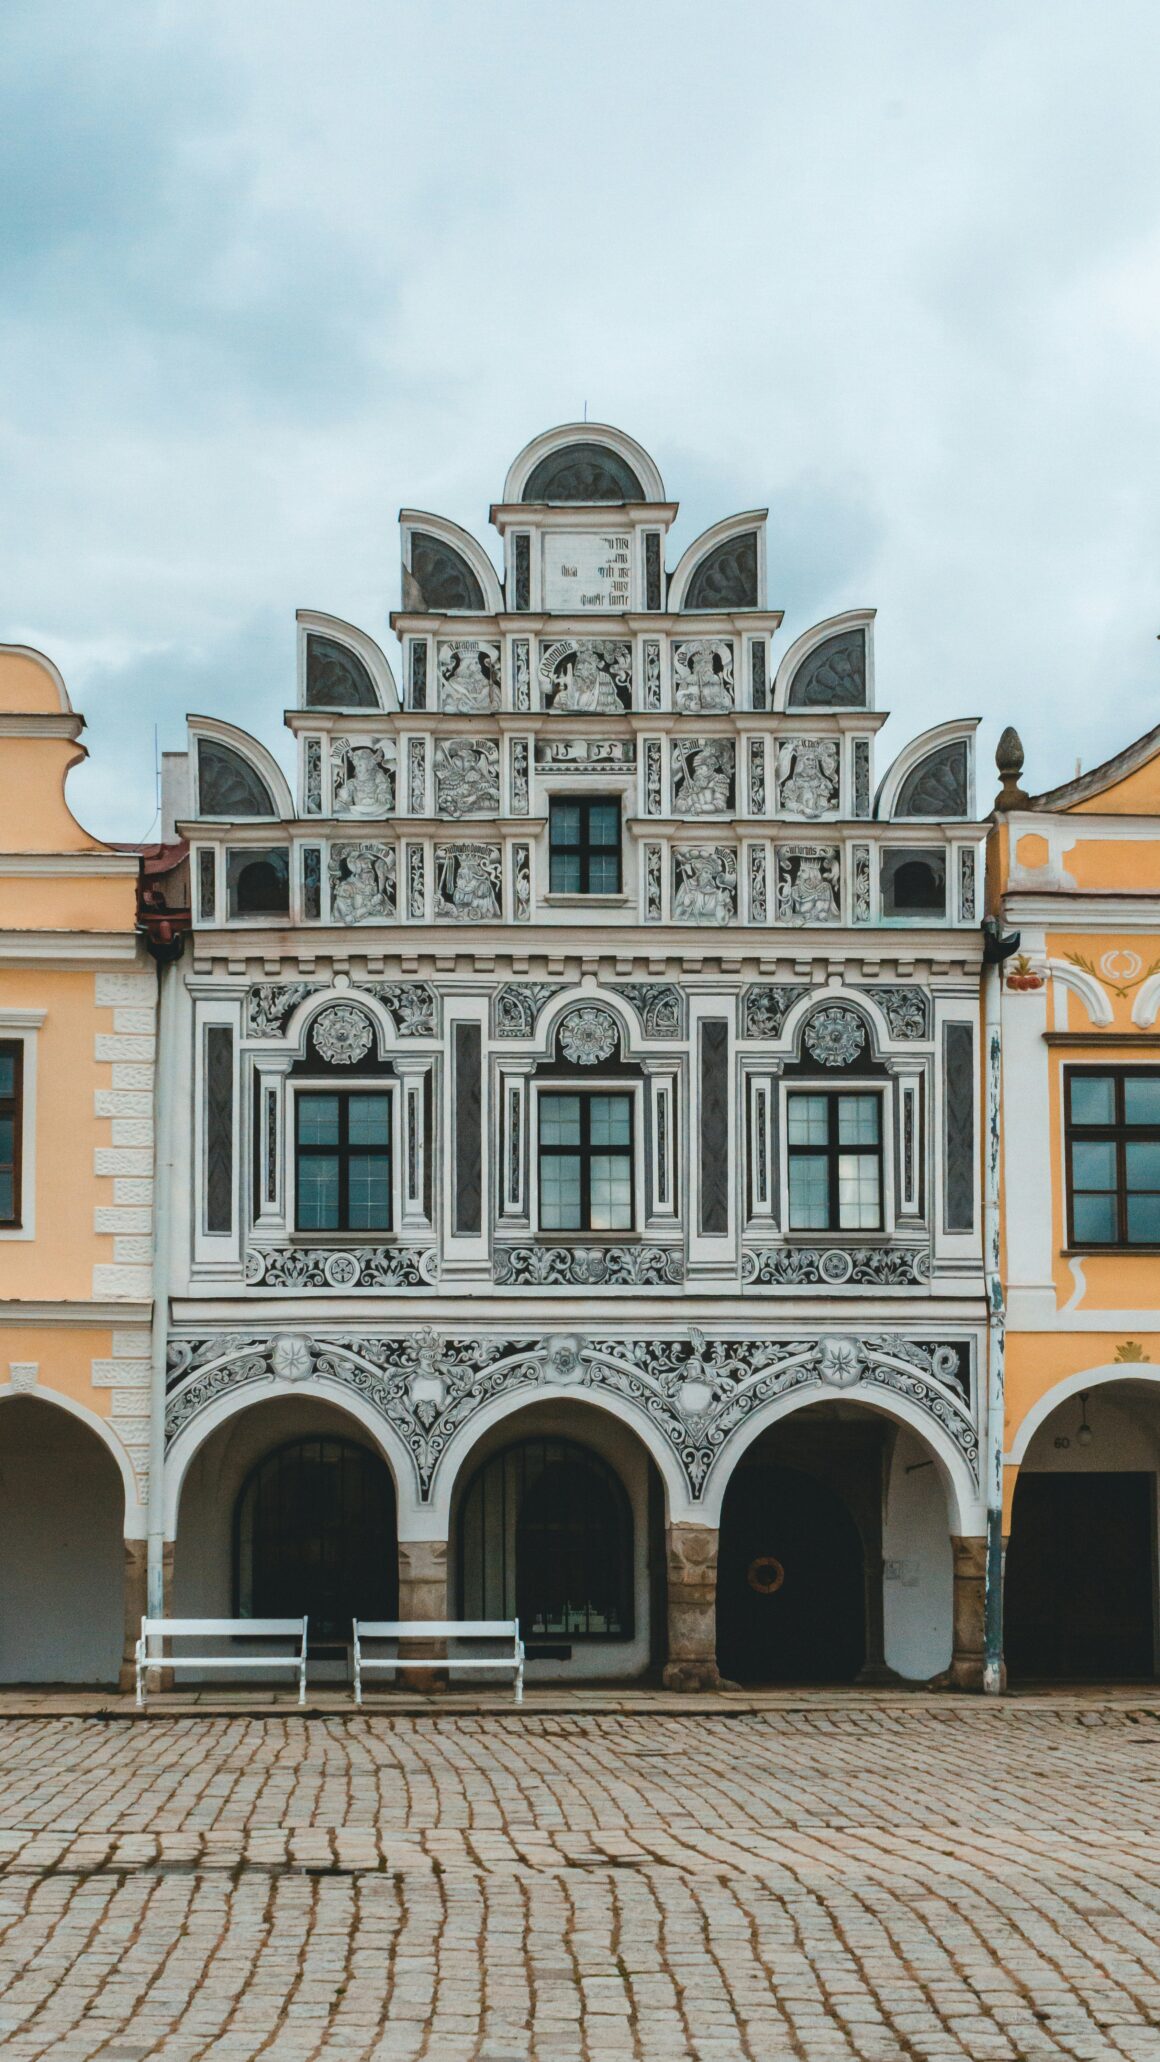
[549,797,622,895]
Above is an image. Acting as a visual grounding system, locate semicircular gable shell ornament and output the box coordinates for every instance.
[559,1008,618,1065]
[804,1007,866,1068]
[312,1004,375,1066]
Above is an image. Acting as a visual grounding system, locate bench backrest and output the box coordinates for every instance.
[141,1618,306,1640]
[355,1620,519,1641]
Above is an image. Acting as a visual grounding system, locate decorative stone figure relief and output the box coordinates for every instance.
[644,844,663,921]
[304,739,322,814]
[776,846,841,924]
[406,843,425,919]
[673,847,737,924]
[852,844,871,922]
[329,843,397,924]
[434,843,501,920]
[776,737,839,818]
[539,638,632,713]
[748,737,766,813]
[748,845,768,922]
[434,738,500,818]
[332,738,396,817]
[672,739,735,816]
[644,641,662,710]
[248,982,320,1038]
[408,738,427,814]
[610,984,683,1037]
[513,639,531,711]
[853,738,871,817]
[959,847,977,921]
[673,639,734,712]
[493,983,562,1037]
[437,639,501,713]
[743,984,808,1038]
[510,738,530,814]
[645,739,663,815]
[512,843,531,922]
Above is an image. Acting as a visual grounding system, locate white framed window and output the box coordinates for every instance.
[530,1081,644,1236]
[781,1082,893,1236]
[286,1080,401,1238]
[0,1012,41,1242]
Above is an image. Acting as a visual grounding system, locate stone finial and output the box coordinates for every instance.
[994,726,1029,811]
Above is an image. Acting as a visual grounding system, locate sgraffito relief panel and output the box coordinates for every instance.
[434,739,500,818]
[776,737,839,818]
[672,740,735,816]
[434,844,501,920]
[776,846,841,924]
[534,738,635,774]
[331,738,396,817]
[437,639,501,712]
[329,843,397,924]
[539,638,632,712]
[166,1329,977,1501]
[673,639,734,712]
[673,847,737,923]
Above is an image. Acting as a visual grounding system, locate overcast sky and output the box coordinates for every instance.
[3,0,1159,838]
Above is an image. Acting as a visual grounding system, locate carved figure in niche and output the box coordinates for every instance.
[673,639,734,713]
[672,740,734,816]
[777,847,841,924]
[434,738,500,818]
[332,739,396,817]
[329,844,396,924]
[539,638,631,713]
[673,847,737,924]
[437,640,501,713]
[776,737,839,818]
[435,843,501,920]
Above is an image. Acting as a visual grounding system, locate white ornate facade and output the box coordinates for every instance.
[155,424,989,1687]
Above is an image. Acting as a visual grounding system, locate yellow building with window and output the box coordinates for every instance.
[0,644,156,1686]
[992,721,1160,1680]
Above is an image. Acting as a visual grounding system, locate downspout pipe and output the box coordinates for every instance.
[981,912,1020,1693]
[145,937,182,1619]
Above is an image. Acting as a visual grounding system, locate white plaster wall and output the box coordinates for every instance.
[447,1398,655,1682]
[882,1425,954,1681]
[0,1400,123,1684]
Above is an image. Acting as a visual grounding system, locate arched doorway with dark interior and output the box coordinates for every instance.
[1006,1377,1160,1682]
[0,1396,126,1685]
[174,1394,398,1672]
[451,1399,665,1682]
[715,1400,954,1686]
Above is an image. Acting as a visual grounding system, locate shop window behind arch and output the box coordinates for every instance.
[458,1438,634,1639]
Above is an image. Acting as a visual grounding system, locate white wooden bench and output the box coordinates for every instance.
[135,1618,309,1708]
[352,1619,524,1705]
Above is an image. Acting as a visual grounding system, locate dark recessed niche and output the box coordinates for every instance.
[880,848,947,919]
[227,848,290,919]
[523,442,644,503]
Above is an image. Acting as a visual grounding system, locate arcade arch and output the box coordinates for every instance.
[1006,1374,1160,1681]
[0,1393,126,1684]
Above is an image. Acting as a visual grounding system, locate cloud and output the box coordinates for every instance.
[2,0,1159,832]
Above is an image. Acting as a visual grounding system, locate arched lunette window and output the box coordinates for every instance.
[458,1437,633,1639]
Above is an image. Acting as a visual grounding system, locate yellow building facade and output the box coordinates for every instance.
[992,723,1160,1679]
[0,645,156,1686]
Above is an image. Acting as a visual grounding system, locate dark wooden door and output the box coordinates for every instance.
[717,1463,865,1684]
[236,1437,398,1644]
[1006,1472,1155,1679]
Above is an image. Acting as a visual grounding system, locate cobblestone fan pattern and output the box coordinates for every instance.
[4,1710,1160,2059]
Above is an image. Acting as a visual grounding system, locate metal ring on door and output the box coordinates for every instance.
[746,1555,785,1595]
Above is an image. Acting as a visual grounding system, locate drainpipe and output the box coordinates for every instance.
[145,935,183,1619]
[981,912,1020,1693]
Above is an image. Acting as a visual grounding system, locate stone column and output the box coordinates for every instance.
[120,1538,148,1693]
[947,1534,987,1690]
[396,1538,449,1689]
[662,1522,721,1690]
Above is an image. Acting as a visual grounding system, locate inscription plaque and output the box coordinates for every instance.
[544,532,631,611]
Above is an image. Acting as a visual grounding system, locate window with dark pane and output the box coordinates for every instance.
[296,1091,391,1232]
[0,1041,22,1228]
[787,1091,882,1232]
[539,1092,632,1232]
[458,1438,634,1640]
[1066,1069,1160,1248]
[227,847,290,919]
[548,796,621,894]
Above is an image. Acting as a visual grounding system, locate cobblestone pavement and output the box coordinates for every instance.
[3,1706,1160,2059]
